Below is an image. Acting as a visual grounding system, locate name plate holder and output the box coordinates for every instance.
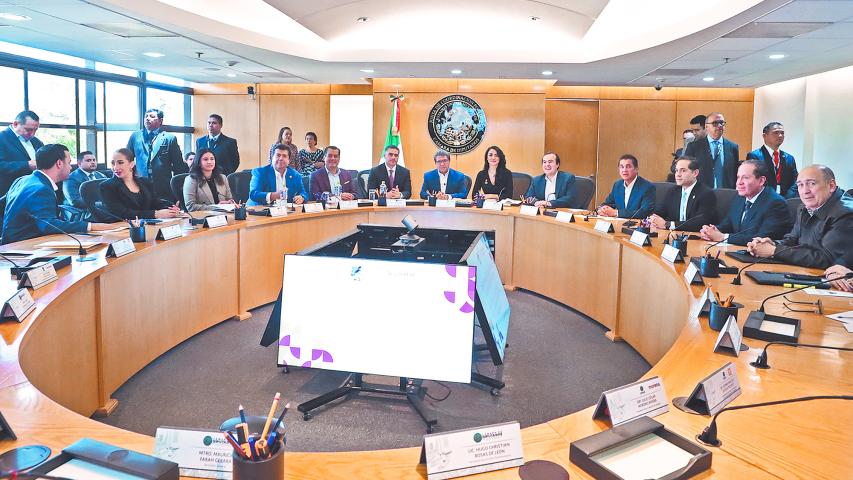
[156,224,182,241]
[683,262,704,285]
[673,362,741,416]
[2,288,36,322]
[592,376,669,426]
[154,426,231,479]
[106,237,136,258]
[386,199,407,207]
[339,200,359,210]
[435,199,455,208]
[661,243,685,263]
[268,205,288,217]
[629,230,651,246]
[482,200,503,211]
[594,220,614,233]
[203,214,228,228]
[16,263,57,290]
[420,421,524,480]
[303,203,324,214]
[555,211,575,223]
[690,287,716,318]
[519,205,539,216]
[713,315,749,356]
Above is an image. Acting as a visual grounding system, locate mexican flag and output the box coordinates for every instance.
[382,95,405,166]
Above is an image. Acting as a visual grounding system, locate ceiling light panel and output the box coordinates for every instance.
[724,22,831,38]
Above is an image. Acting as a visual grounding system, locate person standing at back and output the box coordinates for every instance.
[0,110,44,197]
[126,108,187,202]
[195,114,240,175]
[684,112,739,189]
[746,122,798,199]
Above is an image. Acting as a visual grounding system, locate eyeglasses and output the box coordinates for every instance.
[782,295,823,314]
[706,120,726,127]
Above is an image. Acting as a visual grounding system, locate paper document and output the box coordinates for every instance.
[590,433,695,480]
[212,203,237,212]
[826,311,853,333]
[758,320,796,337]
[805,287,853,299]
[33,241,101,250]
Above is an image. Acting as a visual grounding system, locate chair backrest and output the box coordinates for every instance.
[573,176,596,209]
[713,188,739,224]
[170,173,189,210]
[228,171,252,204]
[80,178,107,211]
[301,175,310,196]
[463,175,472,198]
[359,169,371,197]
[0,194,6,242]
[511,172,532,198]
[786,197,803,220]
[346,169,364,198]
[653,182,677,212]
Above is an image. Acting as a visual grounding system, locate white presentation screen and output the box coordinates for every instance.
[277,255,475,383]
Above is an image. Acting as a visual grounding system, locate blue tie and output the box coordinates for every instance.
[713,140,724,188]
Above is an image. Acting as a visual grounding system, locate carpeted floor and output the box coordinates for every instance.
[98,290,649,452]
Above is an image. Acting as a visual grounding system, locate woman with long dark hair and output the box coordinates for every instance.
[471,145,513,200]
[269,126,300,171]
[100,148,181,219]
[183,148,234,211]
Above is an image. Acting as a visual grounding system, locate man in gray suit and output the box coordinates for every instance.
[126,108,187,201]
[63,151,107,209]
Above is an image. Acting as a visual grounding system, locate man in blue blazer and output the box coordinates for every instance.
[248,144,306,206]
[63,151,107,209]
[2,144,117,245]
[746,122,798,199]
[126,108,187,202]
[598,154,655,218]
[700,159,792,246]
[684,112,739,189]
[195,114,240,175]
[525,152,577,208]
[0,110,44,197]
[309,146,358,200]
[420,150,468,199]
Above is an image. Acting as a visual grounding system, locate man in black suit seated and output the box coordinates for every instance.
[745,122,798,199]
[195,114,240,175]
[748,164,852,269]
[63,151,107,209]
[0,110,44,197]
[649,157,716,232]
[367,145,411,199]
[699,159,792,245]
[684,112,739,189]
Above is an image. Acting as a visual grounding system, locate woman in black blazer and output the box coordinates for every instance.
[471,145,513,200]
[100,148,182,220]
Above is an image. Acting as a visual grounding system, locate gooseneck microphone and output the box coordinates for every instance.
[731,244,803,285]
[664,213,703,244]
[703,224,760,255]
[696,395,853,446]
[750,341,853,369]
[757,272,852,312]
[26,213,95,262]
[621,206,644,228]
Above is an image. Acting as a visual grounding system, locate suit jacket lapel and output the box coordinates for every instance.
[6,129,32,160]
[150,132,166,160]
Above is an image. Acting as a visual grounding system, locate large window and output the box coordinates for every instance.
[0,43,193,165]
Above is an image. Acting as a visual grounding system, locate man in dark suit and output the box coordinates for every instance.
[649,157,717,232]
[2,144,117,244]
[195,114,240,175]
[700,159,792,245]
[309,146,358,200]
[746,122,798,199]
[598,154,655,218]
[0,110,44,197]
[367,145,411,199]
[248,144,306,206]
[525,152,577,208]
[62,151,107,209]
[126,108,187,202]
[419,149,468,199]
[683,112,739,189]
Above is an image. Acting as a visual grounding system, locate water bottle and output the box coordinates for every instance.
[333,184,342,198]
[379,181,387,197]
[282,186,288,205]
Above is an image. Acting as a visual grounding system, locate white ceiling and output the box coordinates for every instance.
[0,0,851,87]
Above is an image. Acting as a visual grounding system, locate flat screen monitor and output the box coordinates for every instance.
[466,234,511,362]
[277,255,475,383]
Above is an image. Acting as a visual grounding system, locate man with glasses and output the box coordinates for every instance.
[0,110,44,197]
[420,150,468,199]
[684,112,739,189]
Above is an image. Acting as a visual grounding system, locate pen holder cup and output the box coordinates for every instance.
[232,438,284,480]
[475,198,485,208]
[377,197,387,206]
[671,238,688,257]
[234,206,247,220]
[129,225,146,243]
[428,197,437,207]
[699,257,720,278]
[709,302,743,331]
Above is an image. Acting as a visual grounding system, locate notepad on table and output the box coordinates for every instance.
[590,432,695,480]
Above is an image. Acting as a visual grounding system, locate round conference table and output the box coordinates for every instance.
[0,204,850,479]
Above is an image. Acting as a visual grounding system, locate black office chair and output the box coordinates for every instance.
[785,197,803,220]
[0,194,5,242]
[301,175,310,196]
[462,175,472,198]
[713,188,738,225]
[346,170,363,198]
[653,182,676,213]
[79,178,112,222]
[170,173,189,211]
[228,171,252,204]
[359,169,371,197]
[512,172,532,198]
[847,188,852,196]
[573,176,596,209]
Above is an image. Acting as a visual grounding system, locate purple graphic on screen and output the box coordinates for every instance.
[443,265,475,314]
[279,334,334,367]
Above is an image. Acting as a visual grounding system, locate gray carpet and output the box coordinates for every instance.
[98,290,649,452]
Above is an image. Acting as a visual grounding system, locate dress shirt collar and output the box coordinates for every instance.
[209,133,220,142]
[764,144,779,155]
[707,134,724,146]
[35,170,58,192]
[681,180,697,197]
[745,187,764,204]
[807,189,841,218]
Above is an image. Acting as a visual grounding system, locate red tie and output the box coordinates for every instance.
[773,150,781,184]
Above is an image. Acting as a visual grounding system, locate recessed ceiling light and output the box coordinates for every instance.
[204,67,220,71]
[226,73,237,78]
[356,17,368,22]
[703,76,715,82]
[541,70,553,76]
[360,68,375,73]
[768,53,786,60]
[531,16,541,21]
[143,52,165,58]
[0,12,31,21]
[450,69,462,75]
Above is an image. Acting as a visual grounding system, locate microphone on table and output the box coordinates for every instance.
[750,341,853,369]
[703,224,760,255]
[731,244,804,285]
[621,206,644,228]
[26,213,95,262]
[664,213,704,244]
[696,395,853,447]
[757,272,852,312]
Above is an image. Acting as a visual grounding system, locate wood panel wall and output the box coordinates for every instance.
[544,100,599,178]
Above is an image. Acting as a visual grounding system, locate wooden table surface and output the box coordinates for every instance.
[0,205,850,479]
